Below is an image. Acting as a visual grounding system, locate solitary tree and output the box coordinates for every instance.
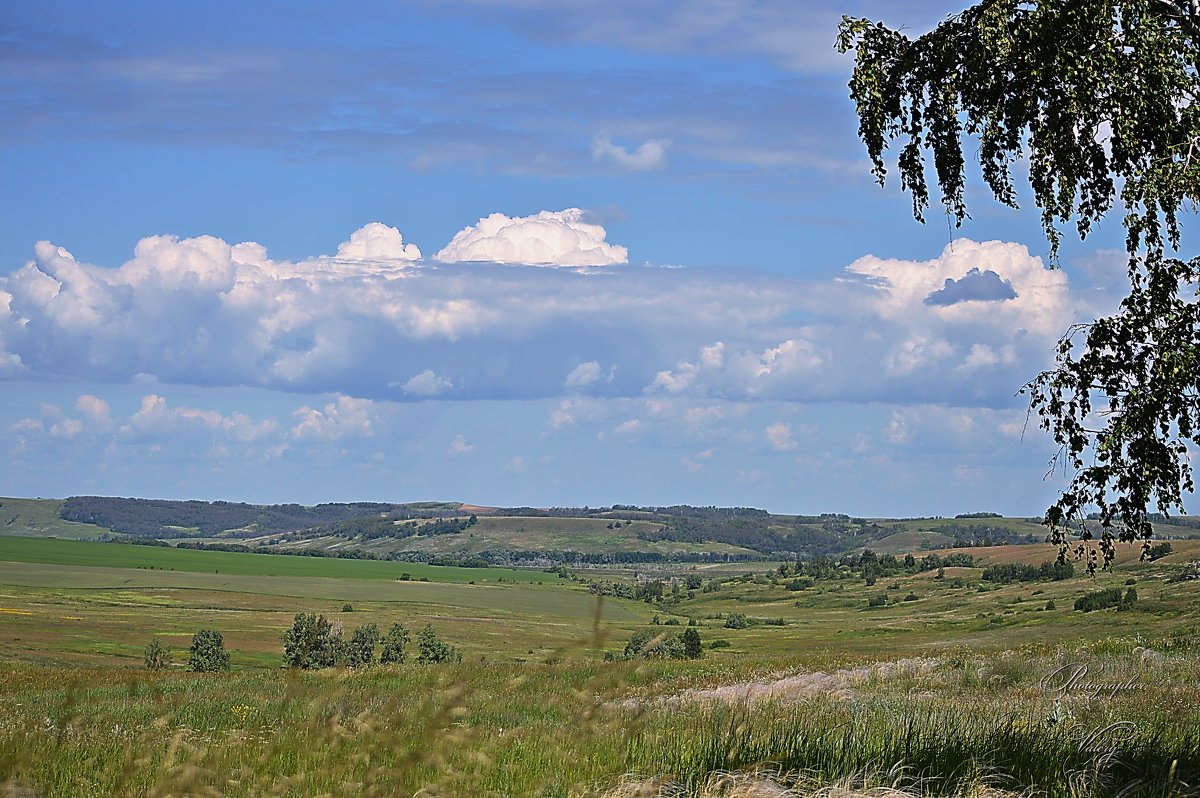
[682,627,704,659]
[838,2,1200,567]
[188,629,230,672]
[144,638,171,670]
[282,612,337,669]
[415,623,461,664]
[344,623,379,668]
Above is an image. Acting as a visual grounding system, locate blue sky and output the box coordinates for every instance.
[0,0,1134,516]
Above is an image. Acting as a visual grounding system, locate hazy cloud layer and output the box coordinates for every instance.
[3,387,1058,514]
[420,0,958,74]
[0,227,1100,408]
[591,132,672,171]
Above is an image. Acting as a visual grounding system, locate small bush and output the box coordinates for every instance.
[867,594,888,607]
[379,623,410,664]
[903,593,919,602]
[341,603,354,612]
[709,639,731,649]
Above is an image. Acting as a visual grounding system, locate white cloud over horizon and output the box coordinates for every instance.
[434,208,629,266]
[335,222,422,262]
[0,225,1111,415]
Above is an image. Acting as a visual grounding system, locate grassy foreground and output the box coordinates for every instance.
[1,640,1197,797]
[2,535,1199,796]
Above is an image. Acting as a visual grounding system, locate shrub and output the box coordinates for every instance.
[903,593,919,602]
[867,594,888,607]
[723,613,749,629]
[682,628,703,659]
[379,623,410,664]
[709,639,731,649]
[143,639,171,670]
[188,629,230,672]
[341,603,354,612]
[415,623,461,664]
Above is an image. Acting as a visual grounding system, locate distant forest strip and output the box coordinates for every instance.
[60,496,461,538]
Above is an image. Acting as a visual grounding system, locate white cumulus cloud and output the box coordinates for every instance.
[335,222,422,262]
[434,208,628,266]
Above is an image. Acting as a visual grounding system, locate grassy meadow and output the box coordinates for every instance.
[1,533,1198,795]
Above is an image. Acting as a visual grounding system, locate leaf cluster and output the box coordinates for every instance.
[839,1,1200,565]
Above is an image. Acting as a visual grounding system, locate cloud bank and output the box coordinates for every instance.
[0,225,1102,409]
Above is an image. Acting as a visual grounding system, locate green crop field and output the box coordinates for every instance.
[0,536,548,583]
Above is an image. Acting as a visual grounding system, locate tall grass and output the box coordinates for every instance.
[0,647,1196,797]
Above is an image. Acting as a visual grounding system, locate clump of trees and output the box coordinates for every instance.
[982,561,1075,585]
[282,613,460,668]
[613,627,703,660]
[1147,542,1174,561]
[1074,587,1139,613]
